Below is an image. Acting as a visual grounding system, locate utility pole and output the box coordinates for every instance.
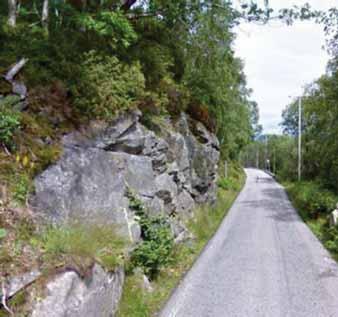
[265,135,268,170]
[273,147,276,174]
[298,97,302,181]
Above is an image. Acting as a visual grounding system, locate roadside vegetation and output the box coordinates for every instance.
[284,182,338,260]
[0,218,126,315]
[117,163,245,316]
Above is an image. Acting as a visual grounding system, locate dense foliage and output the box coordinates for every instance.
[0,0,262,160]
[281,72,338,192]
[127,191,174,279]
[0,106,20,148]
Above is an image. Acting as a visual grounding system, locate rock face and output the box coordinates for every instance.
[30,110,219,317]
[31,265,124,317]
[33,110,220,240]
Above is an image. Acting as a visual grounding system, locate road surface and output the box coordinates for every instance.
[160,169,338,317]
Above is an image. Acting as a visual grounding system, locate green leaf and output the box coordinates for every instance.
[0,228,7,239]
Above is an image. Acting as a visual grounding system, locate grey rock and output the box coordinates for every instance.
[33,149,155,241]
[62,111,141,150]
[142,196,165,216]
[143,133,169,174]
[122,153,156,198]
[173,113,219,204]
[170,219,192,244]
[142,274,153,293]
[176,190,195,216]
[12,81,27,100]
[194,121,220,149]
[31,265,124,317]
[7,270,41,298]
[155,173,177,201]
[33,148,128,226]
[93,110,142,150]
[30,109,220,316]
[33,110,219,238]
[155,174,178,213]
[165,131,190,172]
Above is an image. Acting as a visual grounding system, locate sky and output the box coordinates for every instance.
[234,0,338,134]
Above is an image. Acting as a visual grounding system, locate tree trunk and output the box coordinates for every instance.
[42,0,49,28]
[8,0,17,27]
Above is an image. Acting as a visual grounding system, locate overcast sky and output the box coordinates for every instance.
[234,0,338,134]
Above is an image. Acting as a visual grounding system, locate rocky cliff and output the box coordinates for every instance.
[10,110,220,316]
[32,110,220,242]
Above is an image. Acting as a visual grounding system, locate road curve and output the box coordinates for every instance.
[160,169,338,317]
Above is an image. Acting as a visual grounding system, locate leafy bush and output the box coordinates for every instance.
[287,182,337,219]
[127,192,174,280]
[309,222,338,258]
[0,107,20,147]
[130,213,174,280]
[73,51,145,119]
[74,11,137,49]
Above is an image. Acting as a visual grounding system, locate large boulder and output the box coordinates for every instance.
[31,265,124,317]
[33,110,219,235]
[33,149,157,242]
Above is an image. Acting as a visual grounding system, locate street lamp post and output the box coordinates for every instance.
[298,97,302,181]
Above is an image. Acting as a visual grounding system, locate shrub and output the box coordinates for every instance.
[287,182,337,219]
[0,107,20,148]
[130,215,174,280]
[128,194,174,280]
[73,51,145,119]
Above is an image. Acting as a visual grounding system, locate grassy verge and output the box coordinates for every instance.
[284,181,338,261]
[0,220,126,316]
[117,163,246,317]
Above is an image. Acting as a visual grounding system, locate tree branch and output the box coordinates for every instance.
[5,58,29,82]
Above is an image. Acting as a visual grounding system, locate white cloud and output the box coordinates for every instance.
[234,0,338,134]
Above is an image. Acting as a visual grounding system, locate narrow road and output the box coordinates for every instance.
[161,169,338,317]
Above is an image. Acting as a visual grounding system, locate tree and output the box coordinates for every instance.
[42,0,49,29]
[8,0,16,27]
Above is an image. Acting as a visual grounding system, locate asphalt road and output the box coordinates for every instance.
[160,169,338,317]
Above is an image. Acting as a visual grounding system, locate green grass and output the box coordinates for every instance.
[0,221,127,315]
[117,165,246,317]
[34,223,126,271]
